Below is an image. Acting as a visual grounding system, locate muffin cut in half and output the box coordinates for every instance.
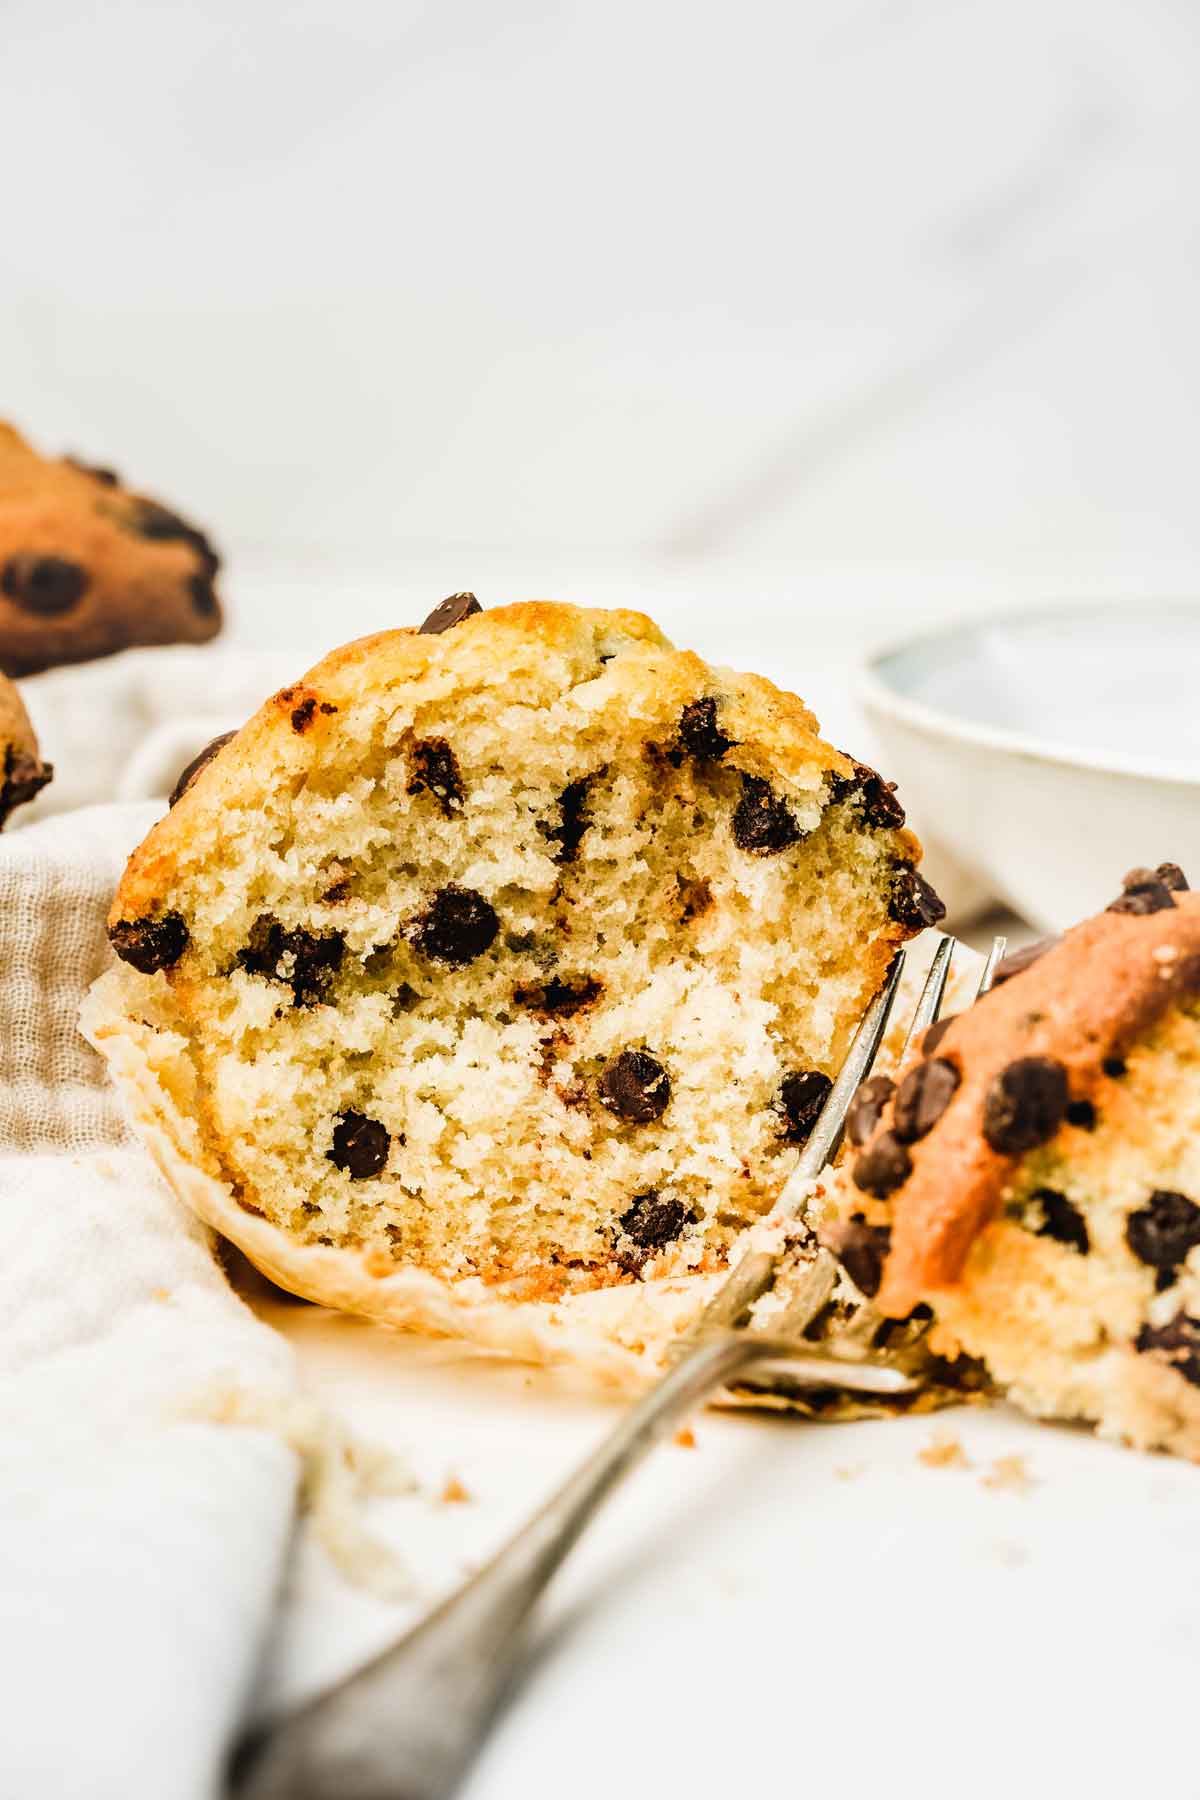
[827,865,1200,1457]
[84,595,942,1369]
[0,670,52,827]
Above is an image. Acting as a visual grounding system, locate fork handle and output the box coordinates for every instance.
[231,1331,801,1800]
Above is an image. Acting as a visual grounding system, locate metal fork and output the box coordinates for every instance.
[231,933,1005,1800]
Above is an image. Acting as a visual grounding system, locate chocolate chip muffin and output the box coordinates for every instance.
[829,865,1200,1456]
[82,595,942,1364]
[0,422,222,676]
[0,670,52,826]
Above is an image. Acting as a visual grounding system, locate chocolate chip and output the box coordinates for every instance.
[1123,863,1189,896]
[676,875,713,922]
[619,1189,689,1254]
[407,739,465,814]
[1030,1187,1089,1254]
[545,775,594,863]
[414,885,499,964]
[852,1130,913,1198]
[992,936,1059,986]
[240,916,345,1004]
[1126,1190,1200,1278]
[893,1057,960,1142]
[1065,1099,1097,1130]
[828,1216,892,1298]
[128,499,192,539]
[732,775,803,855]
[598,1049,671,1124]
[830,760,906,830]
[982,1056,1068,1154]
[826,764,858,805]
[109,912,189,973]
[1,554,89,616]
[290,697,318,733]
[846,1074,895,1147]
[65,456,119,486]
[922,1016,956,1055]
[859,770,906,830]
[513,975,603,1016]
[1102,1056,1128,1079]
[0,746,53,827]
[327,1110,390,1179]
[188,570,220,617]
[677,697,733,761]
[1108,870,1176,915]
[121,497,220,574]
[1135,1314,1200,1388]
[418,592,481,634]
[888,865,946,930]
[169,731,235,808]
[777,1070,833,1145]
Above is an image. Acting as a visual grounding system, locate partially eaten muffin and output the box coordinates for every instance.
[84,596,941,1350]
[828,866,1200,1457]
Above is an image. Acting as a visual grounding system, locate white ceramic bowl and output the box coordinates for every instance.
[860,601,1200,933]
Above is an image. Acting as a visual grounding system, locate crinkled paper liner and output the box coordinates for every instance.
[82,936,982,1410]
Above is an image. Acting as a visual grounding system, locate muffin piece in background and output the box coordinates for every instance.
[0,422,222,676]
[84,596,943,1363]
[0,670,52,826]
[829,864,1200,1458]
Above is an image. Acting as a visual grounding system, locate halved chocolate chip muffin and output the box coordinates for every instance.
[83,597,941,1365]
[828,866,1200,1456]
[0,421,222,676]
[0,670,52,827]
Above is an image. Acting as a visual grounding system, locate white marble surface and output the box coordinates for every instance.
[254,1299,1200,1800]
[5,0,1200,605]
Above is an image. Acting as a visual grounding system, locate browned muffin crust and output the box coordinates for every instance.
[857,886,1200,1316]
[0,422,222,676]
[0,671,52,826]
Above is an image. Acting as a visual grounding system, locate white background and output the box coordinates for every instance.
[5,0,1200,625]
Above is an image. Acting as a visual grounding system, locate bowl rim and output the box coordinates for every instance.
[860,599,1200,788]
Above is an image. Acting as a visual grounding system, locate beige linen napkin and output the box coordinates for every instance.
[16,646,296,823]
[0,802,305,1799]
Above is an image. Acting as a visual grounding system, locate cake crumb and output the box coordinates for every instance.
[441,1476,471,1504]
[674,1426,697,1449]
[919,1429,970,1470]
[835,1464,865,1481]
[984,1454,1033,1494]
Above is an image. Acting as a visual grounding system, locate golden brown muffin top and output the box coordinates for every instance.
[108,596,930,939]
[847,870,1200,1316]
[0,422,222,676]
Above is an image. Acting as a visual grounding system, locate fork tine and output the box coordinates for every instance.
[789,949,908,1185]
[833,932,1002,1331]
[767,1246,839,1338]
[975,933,1007,998]
[672,953,908,1348]
[898,932,954,1061]
[816,935,951,1336]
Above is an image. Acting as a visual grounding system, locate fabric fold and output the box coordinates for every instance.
[0,804,302,1800]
